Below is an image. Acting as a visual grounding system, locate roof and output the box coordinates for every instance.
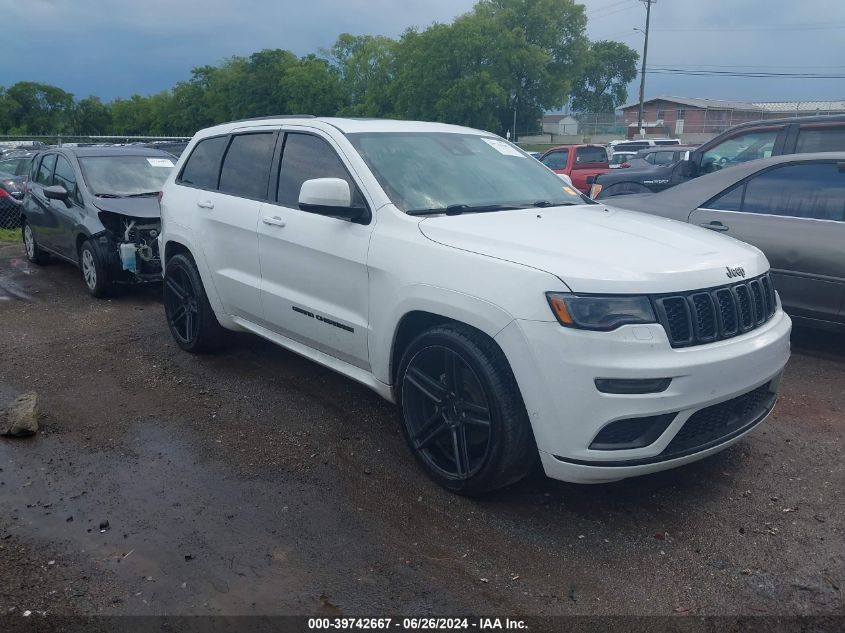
[620,96,845,113]
[55,146,176,157]
[204,116,489,136]
[619,96,763,111]
[753,100,845,112]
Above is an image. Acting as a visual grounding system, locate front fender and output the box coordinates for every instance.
[369,283,516,385]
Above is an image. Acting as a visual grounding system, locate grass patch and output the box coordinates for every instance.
[517,144,556,152]
[0,228,20,243]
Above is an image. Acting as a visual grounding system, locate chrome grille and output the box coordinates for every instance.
[653,273,777,348]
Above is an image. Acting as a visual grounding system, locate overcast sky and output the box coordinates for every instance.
[2,0,843,106]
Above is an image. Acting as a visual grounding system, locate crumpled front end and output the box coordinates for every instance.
[97,211,162,283]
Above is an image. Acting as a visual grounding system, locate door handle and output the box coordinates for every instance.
[197,200,214,209]
[700,221,729,232]
[262,216,286,228]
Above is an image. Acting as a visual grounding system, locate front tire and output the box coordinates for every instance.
[80,239,112,298]
[397,323,537,495]
[22,221,49,265]
[163,253,227,353]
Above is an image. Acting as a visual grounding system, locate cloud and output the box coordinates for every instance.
[1,0,842,102]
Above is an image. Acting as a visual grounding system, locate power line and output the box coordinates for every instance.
[644,68,845,79]
[649,63,845,69]
[588,4,638,21]
[652,23,845,32]
[586,0,633,16]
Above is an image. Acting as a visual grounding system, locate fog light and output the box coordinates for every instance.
[595,377,672,394]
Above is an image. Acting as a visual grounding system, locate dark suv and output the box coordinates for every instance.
[21,147,175,297]
[592,114,845,199]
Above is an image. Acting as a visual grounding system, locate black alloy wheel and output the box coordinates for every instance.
[402,345,493,480]
[397,324,537,494]
[163,253,227,353]
[164,263,199,346]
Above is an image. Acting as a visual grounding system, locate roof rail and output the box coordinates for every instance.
[229,114,316,124]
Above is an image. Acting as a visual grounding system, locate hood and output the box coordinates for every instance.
[92,196,161,219]
[417,205,769,294]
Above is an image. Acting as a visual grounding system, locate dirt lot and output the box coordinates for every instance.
[0,239,843,623]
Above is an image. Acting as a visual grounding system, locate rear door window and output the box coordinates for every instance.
[218,132,277,199]
[648,151,676,165]
[178,136,229,190]
[741,162,845,221]
[541,150,569,169]
[35,154,56,185]
[795,126,845,153]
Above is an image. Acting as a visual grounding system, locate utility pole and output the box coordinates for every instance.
[637,0,655,137]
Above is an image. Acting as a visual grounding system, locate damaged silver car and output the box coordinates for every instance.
[20,147,174,297]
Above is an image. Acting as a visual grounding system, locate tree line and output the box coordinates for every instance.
[0,0,638,138]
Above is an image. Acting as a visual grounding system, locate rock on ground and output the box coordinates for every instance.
[0,392,39,437]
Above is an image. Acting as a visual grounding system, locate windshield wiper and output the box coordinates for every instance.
[125,191,161,198]
[523,200,580,208]
[407,203,519,216]
[95,193,123,198]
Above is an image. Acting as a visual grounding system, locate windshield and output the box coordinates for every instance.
[79,155,175,196]
[347,132,590,213]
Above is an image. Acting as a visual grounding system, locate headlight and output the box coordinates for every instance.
[546,293,657,331]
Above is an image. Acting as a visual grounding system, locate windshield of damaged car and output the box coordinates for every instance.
[347,132,591,214]
[78,155,174,197]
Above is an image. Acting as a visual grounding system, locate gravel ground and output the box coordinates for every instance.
[0,240,843,625]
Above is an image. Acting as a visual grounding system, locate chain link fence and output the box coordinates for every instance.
[0,199,22,230]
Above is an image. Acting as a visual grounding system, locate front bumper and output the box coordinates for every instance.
[495,309,791,483]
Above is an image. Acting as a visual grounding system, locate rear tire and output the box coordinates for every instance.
[80,239,112,298]
[164,253,228,353]
[22,221,49,265]
[397,323,537,495]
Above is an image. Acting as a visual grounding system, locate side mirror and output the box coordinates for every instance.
[586,175,596,185]
[43,185,70,205]
[299,178,365,222]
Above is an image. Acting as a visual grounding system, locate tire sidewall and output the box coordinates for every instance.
[80,240,110,297]
[397,327,516,495]
[164,253,223,353]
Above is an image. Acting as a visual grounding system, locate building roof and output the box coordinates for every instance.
[753,100,845,112]
[619,96,763,111]
[620,96,845,114]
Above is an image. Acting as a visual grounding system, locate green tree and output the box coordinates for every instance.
[569,40,639,112]
[2,82,74,134]
[328,33,397,117]
[73,96,112,134]
[391,0,589,134]
[280,55,345,116]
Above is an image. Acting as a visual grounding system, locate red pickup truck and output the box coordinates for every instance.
[539,144,611,194]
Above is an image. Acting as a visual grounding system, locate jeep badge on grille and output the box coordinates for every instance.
[726,266,746,279]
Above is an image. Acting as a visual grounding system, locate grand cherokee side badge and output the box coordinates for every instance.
[726,266,746,279]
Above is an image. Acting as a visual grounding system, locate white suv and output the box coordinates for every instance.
[158,117,791,494]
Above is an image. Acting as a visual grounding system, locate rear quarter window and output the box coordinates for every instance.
[795,127,845,153]
[575,146,608,164]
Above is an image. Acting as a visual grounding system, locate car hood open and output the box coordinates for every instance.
[92,196,161,219]
[417,204,769,294]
